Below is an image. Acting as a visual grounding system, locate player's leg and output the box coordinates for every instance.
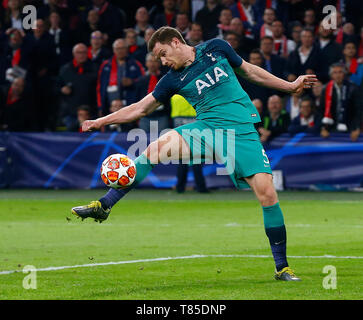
[244,173,300,281]
[71,129,190,221]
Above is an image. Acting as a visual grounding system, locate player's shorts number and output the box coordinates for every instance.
[262,149,270,164]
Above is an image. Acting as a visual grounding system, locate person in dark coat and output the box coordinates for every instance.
[57,43,98,131]
[26,19,58,131]
[0,77,29,131]
[319,63,361,142]
[87,31,112,68]
[315,21,343,83]
[195,0,224,40]
[286,28,320,82]
[288,96,320,135]
[260,36,286,79]
[153,0,178,30]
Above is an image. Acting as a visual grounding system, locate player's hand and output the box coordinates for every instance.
[82,119,102,132]
[290,75,318,94]
[350,129,360,142]
[320,127,330,138]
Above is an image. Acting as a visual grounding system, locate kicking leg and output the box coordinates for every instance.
[245,173,301,281]
[71,130,190,222]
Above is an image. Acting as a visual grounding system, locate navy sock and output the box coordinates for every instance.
[99,153,155,210]
[263,203,288,271]
[265,225,288,271]
[99,188,129,210]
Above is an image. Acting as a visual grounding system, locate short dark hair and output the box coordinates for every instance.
[148,26,186,52]
[260,36,274,42]
[77,105,91,113]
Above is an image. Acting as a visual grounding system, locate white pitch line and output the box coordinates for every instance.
[1,254,363,276]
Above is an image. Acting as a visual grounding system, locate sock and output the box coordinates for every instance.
[262,202,288,272]
[99,153,155,209]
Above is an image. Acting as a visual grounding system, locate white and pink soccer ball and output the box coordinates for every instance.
[100,153,136,189]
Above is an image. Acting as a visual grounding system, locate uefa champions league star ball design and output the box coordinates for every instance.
[100,154,136,189]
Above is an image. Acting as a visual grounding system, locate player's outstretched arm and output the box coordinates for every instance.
[82,93,161,132]
[235,61,317,94]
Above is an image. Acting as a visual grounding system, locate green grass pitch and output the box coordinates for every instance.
[0,189,362,300]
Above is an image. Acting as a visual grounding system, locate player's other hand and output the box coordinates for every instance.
[291,75,318,94]
[82,119,102,132]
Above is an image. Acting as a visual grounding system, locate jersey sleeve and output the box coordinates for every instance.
[151,73,176,105]
[211,38,243,68]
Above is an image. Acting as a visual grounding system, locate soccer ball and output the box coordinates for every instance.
[100,153,136,189]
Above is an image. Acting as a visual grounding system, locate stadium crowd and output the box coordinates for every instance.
[0,0,362,142]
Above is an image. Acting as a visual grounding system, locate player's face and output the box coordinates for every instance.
[153,41,183,70]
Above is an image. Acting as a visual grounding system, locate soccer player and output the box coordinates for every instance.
[72,27,317,281]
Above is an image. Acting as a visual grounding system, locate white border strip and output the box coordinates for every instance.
[1,254,363,275]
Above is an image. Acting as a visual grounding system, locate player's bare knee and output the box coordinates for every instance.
[255,183,277,207]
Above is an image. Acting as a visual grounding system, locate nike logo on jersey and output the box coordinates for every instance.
[195,66,228,95]
[206,53,216,61]
[180,72,189,81]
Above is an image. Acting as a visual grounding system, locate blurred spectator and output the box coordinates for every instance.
[315,21,343,83]
[136,53,170,133]
[3,28,30,84]
[214,8,233,39]
[290,22,303,48]
[342,42,363,87]
[286,28,319,82]
[125,28,146,66]
[195,0,223,40]
[229,17,258,57]
[288,96,320,135]
[271,20,296,58]
[170,94,208,193]
[319,63,361,142]
[254,0,289,27]
[57,43,98,131]
[230,0,258,39]
[333,11,344,44]
[284,91,303,120]
[87,0,124,44]
[88,31,111,67]
[135,27,155,68]
[3,0,24,31]
[76,105,92,132]
[225,32,245,59]
[76,9,100,45]
[303,9,317,33]
[259,95,290,143]
[153,0,178,30]
[0,77,29,131]
[134,7,153,46]
[260,36,286,79]
[358,27,363,63]
[311,80,323,108]
[186,22,203,46]
[48,11,72,68]
[106,99,123,132]
[336,21,358,47]
[27,19,58,131]
[175,12,190,39]
[97,38,145,117]
[37,0,72,26]
[238,49,272,105]
[259,7,275,39]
